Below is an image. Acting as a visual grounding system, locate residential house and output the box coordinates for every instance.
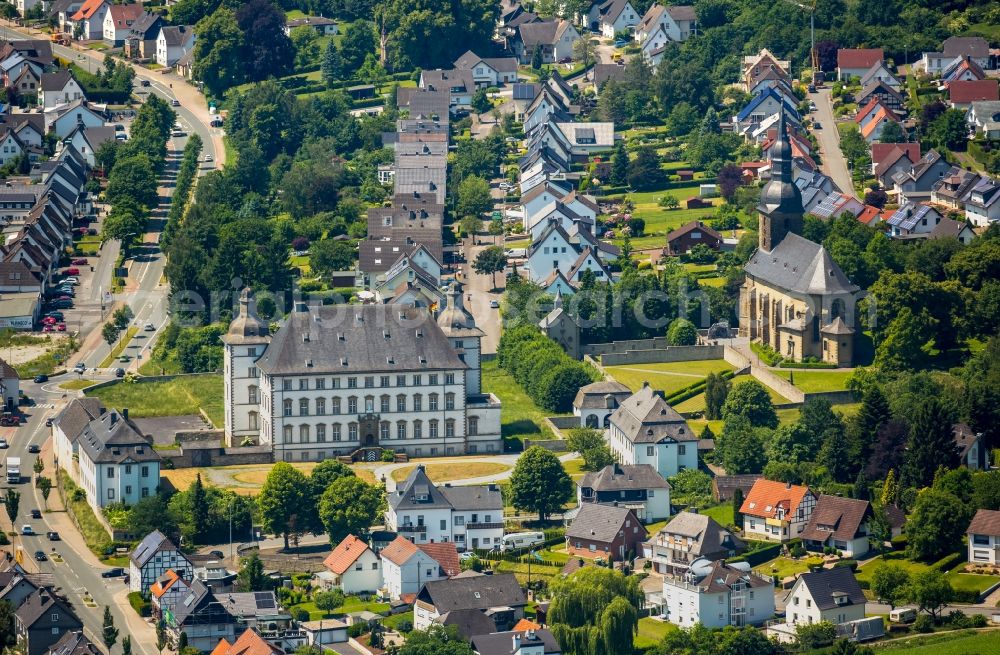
[68,0,108,40]
[643,511,745,577]
[856,204,883,226]
[859,61,900,89]
[47,99,105,138]
[742,49,791,93]
[385,464,505,551]
[965,176,1000,226]
[734,87,801,136]
[809,193,865,221]
[857,80,906,113]
[605,383,698,480]
[871,142,920,189]
[920,36,991,74]
[892,150,950,203]
[51,0,84,34]
[149,569,191,619]
[512,20,580,65]
[123,12,162,60]
[414,572,527,632]
[800,495,873,558]
[967,100,1000,138]
[740,479,817,543]
[860,105,901,143]
[14,589,83,655]
[783,567,866,628]
[633,4,696,44]
[0,568,44,609]
[942,56,986,87]
[380,536,456,601]
[949,79,999,109]
[967,509,1000,566]
[76,407,161,511]
[954,423,987,471]
[524,220,616,286]
[525,200,593,239]
[565,502,647,562]
[586,0,640,39]
[129,530,193,594]
[0,129,26,166]
[663,221,723,257]
[163,580,237,652]
[551,122,615,155]
[175,49,195,80]
[283,16,338,35]
[64,124,116,167]
[419,69,475,111]
[931,168,982,209]
[577,463,671,522]
[662,560,774,628]
[37,71,84,110]
[471,629,562,655]
[836,49,883,81]
[321,535,382,594]
[48,631,102,655]
[102,3,144,46]
[885,202,943,238]
[453,51,518,87]
[573,380,632,429]
[510,83,540,120]
[155,25,194,68]
[519,180,592,231]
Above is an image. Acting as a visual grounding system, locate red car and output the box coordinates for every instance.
[56,323,66,332]
[62,268,80,276]
[71,258,87,265]
[42,325,53,333]
[41,316,56,325]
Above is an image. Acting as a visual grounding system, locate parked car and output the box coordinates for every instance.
[813,121,822,129]
[33,375,47,383]
[57,324,66,332]
[30,509,41,519]
[21,525,33,536]
[46,531,60,541]
[42,317,56,325]
[490,300,500,308]
[101,568,125,578]
[62,267,80,276]
[71,258,88,265]
[558,56,572,63]
[34,551,46,561]
[46,312,64,321]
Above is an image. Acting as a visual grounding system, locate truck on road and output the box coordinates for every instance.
[6,457,20,484]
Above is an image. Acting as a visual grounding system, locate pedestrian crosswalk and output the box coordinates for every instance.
[34,403,55,409]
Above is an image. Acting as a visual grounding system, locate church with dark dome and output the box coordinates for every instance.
[738,113,862,366]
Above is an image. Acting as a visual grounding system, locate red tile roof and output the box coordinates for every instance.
[418,542,460,577]
[871,142,920,169]
[324,535,372,575]
[71,0,105,20]
[838,48,884,70]
[513,618,542,631]
[949,79,1000,104]
[861,107,900,140]
[149,569,183,599]
[855,98,882,124]
[380,536,420,566]
[107,3,144,27]
[740,479,813,519]
[856,205,882,225]
[210,628,284,655]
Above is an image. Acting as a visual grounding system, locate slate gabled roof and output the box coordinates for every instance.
[387,464,452,511]
[579,463,670,492]
[793,566,866,611]
[130,530,182,568]
[654,511,745,557]
[799,495,871,542]
[736,87,801,123]
[968,509,1000,537]
[416,572,526,611]
[744,232,859,295]
[608,384,695,444]
[566,503,645,543]
[438,484,503,511]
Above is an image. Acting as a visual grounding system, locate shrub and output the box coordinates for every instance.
[804,556,825,570]
[833,559,858,571]
[127,591,150,617]
[396,619,413,633]
[971,613,988,628]
[299,279,324,292]
[294,608,309,622]
[348,622,369,638]
[913,614,934,633]
[790,544,806,558]
[946,610,970,628]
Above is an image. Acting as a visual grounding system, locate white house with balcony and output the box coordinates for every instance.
[968,509,1000,566]
[740,479,817,543]
[662,559,774,628]
[644,512,746,577]
[385,464,504,551]
[605,384,699,480]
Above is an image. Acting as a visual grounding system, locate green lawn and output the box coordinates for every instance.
[290,596,391,622]
[59,471,111,555]
[635,617,678,648]
[701,503,735,527]
[772,369,854,393]
[98,327,138,368]
[60,379,98,390]
[483,360,563,447]
[675,377,792,413]
[86,374,224,427]
[754,556,812,580]
[624,187,722,235]
[605,360,734,396]
[855,551,998,596]
[879,630,1000,654]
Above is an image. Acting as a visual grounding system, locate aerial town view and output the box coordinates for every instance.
[0,0,995,653]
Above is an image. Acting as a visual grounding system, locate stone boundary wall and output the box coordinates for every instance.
[583,337,671,356]
[542,416,579,440]
[524,438,569,452]
[749,366,806,403]
[601,344,724,366]
[162,444,273,469]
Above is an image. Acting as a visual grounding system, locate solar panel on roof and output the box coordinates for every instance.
[254,592,276,609]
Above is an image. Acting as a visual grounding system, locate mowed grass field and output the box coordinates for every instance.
[625,188,722,234]
[161,461,378,495]
[878,630,1000,654]
[86,374,224,427]
[483,359,567,445]
[772,369,854,392]
[604,360,734,396]
[674,376,792,413]
[390,462,510,482]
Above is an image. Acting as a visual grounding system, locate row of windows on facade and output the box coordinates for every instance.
[262,417,475,441]
[256,391,460,414]
[243,366,459,390]
[106,486,152,500]
[105,465,152,478]
[399,513,497,527]
[614,434,689,458]
[282,444,481,461]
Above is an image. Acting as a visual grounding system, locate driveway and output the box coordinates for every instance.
[809,88,854,194]
[461,236,505,355]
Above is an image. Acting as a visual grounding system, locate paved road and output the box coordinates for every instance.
[3,376,157,653]
[461,237,504,355]
[809,88,854,194]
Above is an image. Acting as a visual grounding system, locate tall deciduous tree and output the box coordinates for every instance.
[456,176,492,218]
[717,416,768,474]
[721,380,778,428]
[907,488,968,561]
[509,446,572,520]
[257,462,307,549]
[235,0,294,81]
[193,8,245,96]
[870,563,909,609]
[319,477,384,545]
[908,570,952,620]
[567,428,614,472]
[472,246,507,291]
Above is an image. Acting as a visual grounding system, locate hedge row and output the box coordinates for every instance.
[664,369,734,406]
[161,133,203,250]
[127,591,151,617]
[729,541,784,568]
[497,324,598,413]
[777,360,838,369]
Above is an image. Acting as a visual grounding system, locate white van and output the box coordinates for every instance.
[499,531,544,552]
[889,608,916,624]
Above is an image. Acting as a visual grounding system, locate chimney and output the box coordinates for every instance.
[512,634,521,651]
[786,482,792,489]
[109,411,117,426]
[122,408,128,420]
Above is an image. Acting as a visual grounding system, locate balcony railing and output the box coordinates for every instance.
[398,524,427,533]
[466,522,504,530]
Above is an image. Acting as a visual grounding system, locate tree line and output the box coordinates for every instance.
[497,325,599,413]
